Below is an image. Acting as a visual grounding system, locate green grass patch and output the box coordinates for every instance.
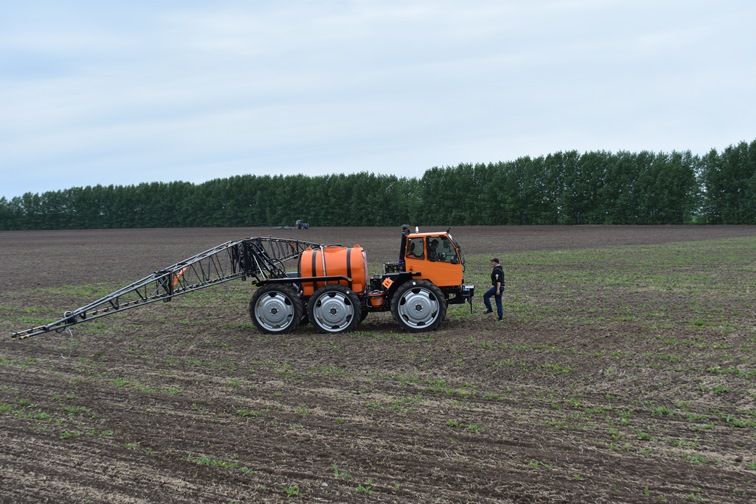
[235,408,264,418]
[59,430,81,440]
[540,362,573,375]
[527,459,552,470]
[355,480,374,495]
[283,484,300,497]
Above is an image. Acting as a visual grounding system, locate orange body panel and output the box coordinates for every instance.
[403,233,463,287]
[298,245,367,296]
[367,290,385,308]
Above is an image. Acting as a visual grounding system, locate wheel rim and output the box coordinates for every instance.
[398,286,439,328]
[255,290,295,332]
[312,291,354,332]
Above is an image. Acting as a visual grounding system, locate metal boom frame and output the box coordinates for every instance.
[11,237,321,340]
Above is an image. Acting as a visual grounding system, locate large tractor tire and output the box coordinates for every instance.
[390,280,446,332]
[249,284,304,334]
[307,285,361,334]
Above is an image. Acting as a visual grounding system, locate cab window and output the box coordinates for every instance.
[406,238,424,258]
[427,236,459,263]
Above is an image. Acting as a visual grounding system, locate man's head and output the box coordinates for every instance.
[430,239,438,248]
[490,258,500,268]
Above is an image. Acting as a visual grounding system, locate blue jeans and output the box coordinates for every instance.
[483,287,503,319]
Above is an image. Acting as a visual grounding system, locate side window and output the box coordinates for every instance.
[406,237,424,258]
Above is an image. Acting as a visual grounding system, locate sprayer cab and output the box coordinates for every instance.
[402,231,464,287]
[373,227,474,330]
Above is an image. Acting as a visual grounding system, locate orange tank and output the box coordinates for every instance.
[298,245,367,296]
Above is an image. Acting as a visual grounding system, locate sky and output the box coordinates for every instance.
[1,0,755,198]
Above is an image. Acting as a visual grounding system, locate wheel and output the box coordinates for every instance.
[307,285,361,333]
[390,280,446,332]
[249,284,304,334]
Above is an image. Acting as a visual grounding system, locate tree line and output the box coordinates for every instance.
[1,139,754,229]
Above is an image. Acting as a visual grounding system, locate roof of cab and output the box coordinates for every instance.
[407,232,451,238]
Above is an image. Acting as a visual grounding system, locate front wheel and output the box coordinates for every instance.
[249,284,304,334]
[390,280,446,332]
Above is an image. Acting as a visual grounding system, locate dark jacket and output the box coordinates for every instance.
[491,264,505,289]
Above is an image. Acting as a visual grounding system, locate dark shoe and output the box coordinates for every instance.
[497,318,503,321]
[484,309,493,314]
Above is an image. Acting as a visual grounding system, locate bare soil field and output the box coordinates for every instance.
[1,225,754,289]
[1,226,754,503]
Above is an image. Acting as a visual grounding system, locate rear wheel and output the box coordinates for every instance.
[308,285,361,333]
[249,284,303,334]
[391,280,446,332]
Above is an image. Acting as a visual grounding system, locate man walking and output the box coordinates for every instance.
[483,258,504,321]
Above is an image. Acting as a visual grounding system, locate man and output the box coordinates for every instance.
[428,239,440,261]
[483,258,504,321]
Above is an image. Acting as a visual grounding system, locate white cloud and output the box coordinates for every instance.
[1,0,755,198]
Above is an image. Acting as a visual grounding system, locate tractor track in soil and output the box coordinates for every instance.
[1,226,755,503]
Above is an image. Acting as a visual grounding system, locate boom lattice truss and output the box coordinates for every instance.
[11,237,321,339]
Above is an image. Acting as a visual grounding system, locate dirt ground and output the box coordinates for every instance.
[0,226,754,503]
[1,225,755,290]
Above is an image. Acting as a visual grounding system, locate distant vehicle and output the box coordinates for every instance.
[274,219,310,230]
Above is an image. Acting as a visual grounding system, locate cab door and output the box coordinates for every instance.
[404,235,463,287]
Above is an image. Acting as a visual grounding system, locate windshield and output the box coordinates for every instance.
[427,236,460,264]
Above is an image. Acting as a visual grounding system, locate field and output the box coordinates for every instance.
[1,226,754,503]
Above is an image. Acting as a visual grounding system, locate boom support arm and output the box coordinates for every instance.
[11,237,320,340]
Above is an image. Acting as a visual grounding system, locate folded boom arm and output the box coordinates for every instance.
[11,237,320,340]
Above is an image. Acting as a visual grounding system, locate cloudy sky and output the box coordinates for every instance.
[1,0,754,198]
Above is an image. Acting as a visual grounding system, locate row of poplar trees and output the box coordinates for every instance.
[1,140,754,229]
